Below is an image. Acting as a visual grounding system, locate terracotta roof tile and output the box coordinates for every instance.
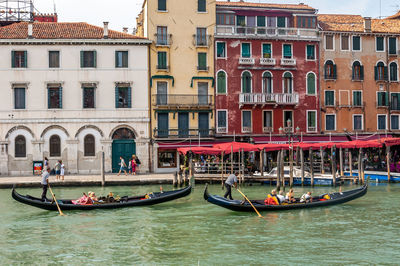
[386,11,400,20]
[216,1,315,11]
[0,22,145,39]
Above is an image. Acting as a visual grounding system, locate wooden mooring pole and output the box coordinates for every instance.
[289,145,294,188]
[300,148,305,186]
[331,145,336,187]
[387,145,391,183]
[339,147,344,177]
[101,150,105,186]
[310,148,314,187]
[230,145,233,174]
[241,148,245,184]
[276,150,281,192]
[358,148,362,184]
[320,147,325,174]
[349,149,354,183]
[281,149,285,191]
[221,151,224,189]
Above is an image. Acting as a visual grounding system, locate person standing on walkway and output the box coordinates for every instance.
[54,160,61,180]
[134,155,141,174]
[44,157,49,170]
[224,172,238,200]
[117,156,128,176]
[131,155,138,175]
[60,160,65,181]
[41,166,50,201]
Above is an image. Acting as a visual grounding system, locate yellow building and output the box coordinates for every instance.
[137,0,215,172]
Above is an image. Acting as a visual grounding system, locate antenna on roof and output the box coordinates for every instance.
[379,0,382,19]
[53,0,56,14]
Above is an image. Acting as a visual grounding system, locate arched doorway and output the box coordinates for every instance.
[111,128,136,173]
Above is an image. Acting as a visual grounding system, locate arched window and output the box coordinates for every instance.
[217,71,226,94]
[283,72,293,94]
[324,60,336,79]
[262,72,272,94]
[15,135,26,158]
[375,62,387,81]
[306,72,316,95]
[352,61,363,80]
[241,71,252,93]
[49,135,61,157]
[84,134,95,157]
[390,62,398,81]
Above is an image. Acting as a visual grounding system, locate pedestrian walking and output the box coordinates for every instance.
[134,155,141,174]
[41,166,50,202]
[54,160,61,180]
[128,159,132,174]
[44,157,49,169]
[224,172,238,200]
[60,160,65,181]
[117,156,128,176]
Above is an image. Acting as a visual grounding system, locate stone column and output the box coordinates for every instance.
[0,141,9,175]
[66,139,78,174]
[136,138,150,173]
[31,140,44,161]
[100,139,113,173]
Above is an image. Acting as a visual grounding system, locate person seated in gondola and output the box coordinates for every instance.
[300,192,312,203]
[264,189,279,205]
[285,188,296,203]
[276,190,286,204]
[88,191,98,202]
[72,192,93,205]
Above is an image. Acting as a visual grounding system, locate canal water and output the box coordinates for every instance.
[0,183,399,265]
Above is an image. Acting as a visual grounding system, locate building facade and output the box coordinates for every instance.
[0,22,151,176]
[214,2,320,144]
[137,0,216,172]
[319,15,400,136]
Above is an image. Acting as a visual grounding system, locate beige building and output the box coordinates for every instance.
[0,22,151,176]
[137,0,215,172]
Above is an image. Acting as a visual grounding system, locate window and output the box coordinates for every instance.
[12,51,27,68]
[217,71,226,94]
[216,14,235,25]
[262,72,272,93]
[157,113,169,138]
[84,134,95,156]
[80,51,96,68]
[157,51,167,69]
[325,114,336,131]
[391,93,400,110]
[306,45,315,60]
[196,27,207,46]
[352,36,361,51]
[376,37,385,52]
[83,87,95,108]
[49,51,60,68]
[352,61,364,81]
[391,115,399,130]
[390,62,398,81]
[389,37,397,55]
[197,52,207,71]
[15,135,26,158]
[198,113,209,137]
[262,43,271,58]
[263,111,272,131]
[14,87,25,109]
[325,35,334,50]
[283,44,292,59]
[198,0,206,12]
[241,43,251,58]
[242,71,252,93]
[324,60,336,79]
[283,72,292,94]
[257,16,266,34]
[375,62,388,81]
[353,91,362,106]
[115,85,131,108]
[297,17,316,29]
[115,51,128,68]
[306,72,316,95]
[158,150,177,168]
[277,17,286,27]
[353,115,363,130]
[325,91,335,106]
[156,81,167,105]
[377,91,388,107]
[157,26,168,45]
[158,0,166,11]
[216,42,226,58]
[307,111,317,132]
[48,86,62,109]
[217,110,227,132]
[378,115,387,130]
[242,110,252,132]
[237,15,245,27]
[283,111,293,131]
[341,35,349,50]
[49,135,61,157]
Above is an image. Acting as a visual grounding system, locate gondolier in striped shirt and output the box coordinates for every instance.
[224,172,238,200]
[41,167,50,202]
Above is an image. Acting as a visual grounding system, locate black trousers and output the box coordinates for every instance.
[224,183,233,200]
[41,184,48,201]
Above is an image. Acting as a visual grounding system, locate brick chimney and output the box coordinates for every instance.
[103,21,109,39]
[28,22,33,38]
[364,17,371,32]
[123,27,128,33]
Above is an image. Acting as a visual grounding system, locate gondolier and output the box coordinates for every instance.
[224,172,238,200]
[41,167,50,202]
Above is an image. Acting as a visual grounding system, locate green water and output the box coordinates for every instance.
[0,183,399,265]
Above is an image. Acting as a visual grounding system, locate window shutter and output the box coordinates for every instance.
[242,44,250,58]
[115,86,119,108]
[217,42,225,57]
[360,65,364,80]
[374,66,378,80]
[47,88,50,109]
[11,51,15,68]
[127,87,132,108]
[24,51,27,68]
[352,65,355,80]
[22,89,26,109]
[257,16,265,27]
[385,92,389,106]
[262,44,271,57]
[82,87,85,108]
[59,87,63,108]
[333,64,337,79]
[93,51,97,68]
[384,66,388,80]
[80,51,84,68]
[115,51,118,67]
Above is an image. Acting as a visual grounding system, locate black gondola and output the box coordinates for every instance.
[203,184,367,212]
[12,185,192,211]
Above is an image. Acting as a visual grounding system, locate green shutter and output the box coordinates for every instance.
[198,0,206,12]
[384,66,388,80]
[217,72,226,94]
[217,42,225,57]
[386,92,389,105]
[115,86,119,108]
[374,66,378,80]
[11,51,15,68]
[115,51,118,67]
[80,51,84,68]
[277,17,286,27]
[360,65,364,80]
[257,16,265,27]
[283,44,292,58]
[127,87,132,108]
[352,65,355,80]
[307,73,315,95]
[389,37,397,54]
[24,51,27,68]
[93,51,97,68]
[241,43,250,57]
[237,16,245,26]
[158,0,166,11]
[262,44,271,58]
[59,87,62,109]
[47,88,50,109]
[198,53,206,68]
[307,45,314,59]
[333,64,337,79]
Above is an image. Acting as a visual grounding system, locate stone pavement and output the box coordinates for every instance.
[0,173,175,188]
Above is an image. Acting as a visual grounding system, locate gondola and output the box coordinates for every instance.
[12,185,192,211]
[203,184,367,212]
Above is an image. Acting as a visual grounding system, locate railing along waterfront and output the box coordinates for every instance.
[152,94,213,107]
[239,93,299,105]
[215,26,318,39]
[153,128,215,138]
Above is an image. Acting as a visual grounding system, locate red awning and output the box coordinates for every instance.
[256,143,289,151]
[177,147,222,155]
[213,142,259,154]
[379,137,400,147]
[294,142,335,150]
[335,140,383,149]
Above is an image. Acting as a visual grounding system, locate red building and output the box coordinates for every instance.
[215,1,320,143]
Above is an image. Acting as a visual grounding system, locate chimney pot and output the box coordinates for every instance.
[103,21,109,39]
[364,17,372,32]
[123,27,128,33]
[28,22,33,38]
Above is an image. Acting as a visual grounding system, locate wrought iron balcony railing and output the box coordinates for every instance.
[193,34,212,47]
[152,94,214,107]
[153,128,215,138]
[259,58,276,65]
[239,93,299,105]
[239,57,255,65]
[215,26,318,39]
[154,34,173,46]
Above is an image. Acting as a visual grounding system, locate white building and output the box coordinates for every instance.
[0,22,151,176]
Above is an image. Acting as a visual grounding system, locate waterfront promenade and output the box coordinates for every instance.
[0,173,174,188]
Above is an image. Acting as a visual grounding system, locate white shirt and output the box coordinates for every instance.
[300,193,311,202]
[41,171,50,185]
[277,194,285,204]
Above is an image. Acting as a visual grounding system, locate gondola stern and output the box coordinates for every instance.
[203,183,209,201]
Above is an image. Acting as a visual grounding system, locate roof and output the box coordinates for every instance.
[0,22,145,39]
[386,10,400,20]
[318,14,400,34]
[216,1,315,11]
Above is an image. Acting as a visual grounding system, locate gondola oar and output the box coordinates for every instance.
[234,187,262,218]
[48,184,65,216]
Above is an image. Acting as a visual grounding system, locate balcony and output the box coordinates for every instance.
[153,128,215,138]
[239,57,255,65]
[280,58,296,66]
[259,58,276,66]
[215,25,318,40]
[239,93,299,105]
[263,127,273,133]
[216,127,227,134]
[152,94,213,109]
[307,126,317,132]
[193,34,212,47]
[156,65,169,71]
[197,66,209,72]
[242,127,252,133]
[154,34,172,46]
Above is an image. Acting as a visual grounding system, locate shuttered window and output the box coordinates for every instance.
[198,0,206,12]
[325,91,334,106]
[217,110,227,128]
[83,87,95,108]
[15,135,26,158]
[306,45,315,59]
[198,53,207,70]
[242,71,252,93]
[376,37,384,51]
[352,36,361,51]
[391,93,400,110]
[307,73,316,95]
[157,52,167,69]
[325,115,335,131]
[262,72,272,94]
[49,51,60,68]
[353,91,362,106]
[277,17,286,27]
[217,71,226,94]
[391,115,399,130]
[84,134,95,156]
[262,43,271,58]
[49,135,61,157]
[115,86,132,108]
[257,16,265,27]
[353,115,362,130]
[115,51,128,68]
[158,0,166,11]
[80,51,96,68]
[390,62,398,81]
[216,42,226,58]
[377,92,388,106]
[14,88,26,109]
[283,44,292,58]
[241,43,250,58]
[352,61,364,80]
[378,115,387,130]
[389,37,397,55]
[12,51,27,68]
[375,62,388,81]
[48,86,62,109]
[307,111,316,131]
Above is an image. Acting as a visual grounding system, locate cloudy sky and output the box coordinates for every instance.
[32,0,400,32]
